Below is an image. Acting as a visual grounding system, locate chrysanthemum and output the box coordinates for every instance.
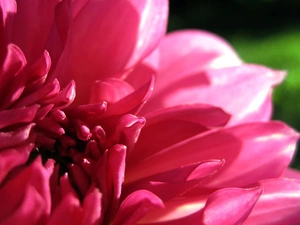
[0,0,299,224]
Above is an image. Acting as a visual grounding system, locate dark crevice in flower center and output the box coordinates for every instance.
[27,145,74,176]
[27,132,88,177]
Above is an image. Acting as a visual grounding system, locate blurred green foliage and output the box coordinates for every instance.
[169,0,300,168]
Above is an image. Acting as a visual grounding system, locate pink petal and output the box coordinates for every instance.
[103,74,154,117]
[142,63,286,125]
[68,164,90,196]
[80,187,103,225]
[89,78,134,104]
[0,44,27,109]
[281,168,300,180]
[128,105,229,166]
[0,123,35,149]
[22,50,51,95]
[154,30,241,93]
[201,187,262,225]
[106,144,127,217]
[139,195,207,224]
[53,0,167,105]
[0,157,53,222]
[126,122,298,186]
[12,0,60,63]
[0,143,34,183]
[109,114,145,151]
[42,80,76,109]
[46,194,83,225]
[113,190,164,225]
[123,160,223,202]
[12,78,60,108]
[0,0,16,62]
[0,104,39,129]
[244,179,300,225]
[0,185,46,225]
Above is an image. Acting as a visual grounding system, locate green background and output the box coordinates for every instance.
[168,0,300,168]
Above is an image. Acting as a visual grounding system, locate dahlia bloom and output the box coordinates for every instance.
[0,0,299,225]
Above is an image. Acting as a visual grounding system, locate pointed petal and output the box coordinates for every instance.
[46,194,82,225]
[0,104,39,129]
[54,0,168,105]
[0,123,35,149]
[126,122,298,186]
[113,190,164,225]
[0,143,34,183]
[104,74,154,117]
[143,64,286,125]
[281,168,300,180]
[80,187,102,225]
[201,187,262,225]
[128,105,229,166]
[12,0,60,63]
[0,185,45,225]
[0,44,27,109]
[123,160,223,202]
[109,114,145,151]
[89,78,134,104]
[244,179,300,225]
[155,30,241,93]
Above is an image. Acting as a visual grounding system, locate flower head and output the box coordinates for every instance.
[0,0,299,225]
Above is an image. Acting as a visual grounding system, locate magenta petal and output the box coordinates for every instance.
[90,78,134,104]
[0,143,34,183]
[0,0,16,55]
[55,0,168,105]
[0,44,26,109]
[124,160,223,202]
[143,64,286,125]
[0,123,34,149]
[104,74,154,117]
[0,157,53,223]
[112,190,164,225]
[154,30,241,92]
[80,187,102,225]
[0,185,45,225]
[0,104,39,129]
[107,144,126,200]
[281,168,300,180]
[46,194,82,225]
[128,105,229,166]
[244,179,300,225]
[110,114,145,151]
[12,0,60,63]
[201,187,262,225]
[127,122,298,186]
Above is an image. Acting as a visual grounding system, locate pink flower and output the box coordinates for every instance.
[0,0,299,225]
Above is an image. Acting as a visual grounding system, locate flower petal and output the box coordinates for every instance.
[0,185,46,225]
[281,168,300,180]
[54,0,168,105]
[126,122,298,186]
[12,0,60,63]
[128,105,229,166]
[46,194,82,225]
[0,143,34,183]
[0,123,35,149]
[0,44,26,109]
[142,63,286,125]
[244,179,300,225]
[201,187,262,225]
[113,190,164,225]
[80,187,103,225]
[0,104,39,129]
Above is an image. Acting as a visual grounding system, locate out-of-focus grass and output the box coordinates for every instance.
[229,30,300,168]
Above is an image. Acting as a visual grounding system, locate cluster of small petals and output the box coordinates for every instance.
[1,0,300,225]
